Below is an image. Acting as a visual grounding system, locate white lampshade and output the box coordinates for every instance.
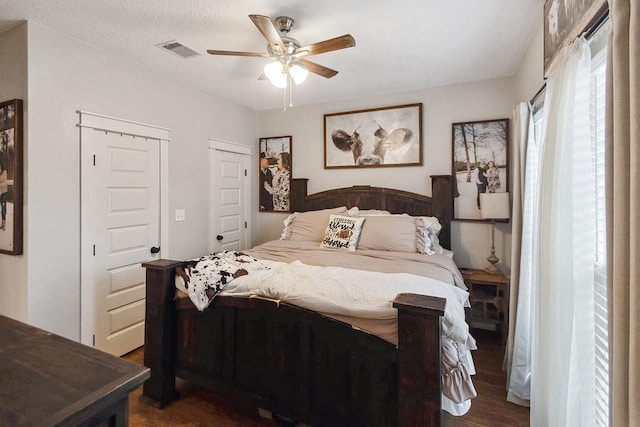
[480,192,510,220]
[289,64,308,85]
[264,61,288,88]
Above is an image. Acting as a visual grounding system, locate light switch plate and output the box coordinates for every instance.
[175,209,185,222]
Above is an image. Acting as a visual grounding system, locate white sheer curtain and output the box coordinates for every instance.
[531,36,597,426]
[506,102,536,405]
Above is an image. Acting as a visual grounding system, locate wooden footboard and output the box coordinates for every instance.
[142,260,446,426]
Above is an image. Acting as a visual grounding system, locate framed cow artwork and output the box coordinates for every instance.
[323,103,423,169]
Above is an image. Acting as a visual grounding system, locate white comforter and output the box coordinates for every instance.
[224,259,470,345]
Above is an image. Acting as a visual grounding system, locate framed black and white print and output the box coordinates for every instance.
[544,0,608,76]
[324,103,422,169]
[0,99,23,255]
[452,118,509,221]
[259,135,292,212]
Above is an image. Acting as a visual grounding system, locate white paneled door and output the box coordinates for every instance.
[210,146,250,253]
[81,128,160,356]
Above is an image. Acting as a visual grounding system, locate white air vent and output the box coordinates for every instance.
[157,40,200,59]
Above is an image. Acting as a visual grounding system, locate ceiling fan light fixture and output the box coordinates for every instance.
[289,64,308,85]
[208,14,355,108]
[264,61,288,88]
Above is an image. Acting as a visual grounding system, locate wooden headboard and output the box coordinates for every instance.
[290,175,455,249]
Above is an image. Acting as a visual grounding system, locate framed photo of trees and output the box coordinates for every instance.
[452,118,509,220]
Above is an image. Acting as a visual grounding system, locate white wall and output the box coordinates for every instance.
[257,77,515,270]
[496,15,545,276]
[25,22,257,339]
[0,23,28,322]
[515,13,545,104]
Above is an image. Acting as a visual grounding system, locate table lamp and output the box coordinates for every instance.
[480,192,510,274]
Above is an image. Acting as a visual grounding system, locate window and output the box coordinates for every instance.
[590,45,609,427]
[524,22,609,425]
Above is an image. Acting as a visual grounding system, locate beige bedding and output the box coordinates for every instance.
[176,239,470,342]
[243,239,467,290]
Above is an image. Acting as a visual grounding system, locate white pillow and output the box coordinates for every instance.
[441,248,455,258]
[345,207,392,216]
[280,206,347,241]
[320,214,365,251]
[346,206,359,216]
[357,209,392,216]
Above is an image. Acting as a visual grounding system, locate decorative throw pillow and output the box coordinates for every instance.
[415,216,444,255]
[320,214,365,251]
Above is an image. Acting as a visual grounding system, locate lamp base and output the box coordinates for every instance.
[484,252,501,275]
[484,262,501,275]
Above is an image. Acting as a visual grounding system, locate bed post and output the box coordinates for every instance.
[290,178,309,212]
[142,259,183,407]
[393,293,446,427]
[430,175,456,250]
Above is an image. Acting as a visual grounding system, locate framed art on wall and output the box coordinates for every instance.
[0,99,23,255]
[259,135,292,212]
[452,118,509,221]
[324,103,422,169]
[544,0,608,76]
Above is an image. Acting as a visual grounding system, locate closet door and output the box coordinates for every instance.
[209,140,251,253]
[80,112,169,356]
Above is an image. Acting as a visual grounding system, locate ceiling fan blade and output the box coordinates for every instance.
[294,34,355,58]
[258,73,268,80]
[207,49,268,57]
[297,59,339,78]
[249,14,285,53]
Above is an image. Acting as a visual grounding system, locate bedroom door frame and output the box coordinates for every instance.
[208,138,252,252]
[78,110,170,351]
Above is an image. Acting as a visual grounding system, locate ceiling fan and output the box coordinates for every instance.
[207,15,356,87]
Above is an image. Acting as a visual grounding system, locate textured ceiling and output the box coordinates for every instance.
[0,0,543,111]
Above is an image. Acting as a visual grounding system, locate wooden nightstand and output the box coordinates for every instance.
[460,268,509,339]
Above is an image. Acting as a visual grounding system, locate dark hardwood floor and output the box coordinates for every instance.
[123,328,529,426]
[442,329,530,426]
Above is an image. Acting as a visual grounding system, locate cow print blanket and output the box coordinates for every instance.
[177,251,270,311]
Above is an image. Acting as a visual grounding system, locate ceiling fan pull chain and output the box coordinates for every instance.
[282,86,287,111]
[289,74,294,108]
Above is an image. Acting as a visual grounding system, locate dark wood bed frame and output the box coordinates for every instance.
[142,175,456,426]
